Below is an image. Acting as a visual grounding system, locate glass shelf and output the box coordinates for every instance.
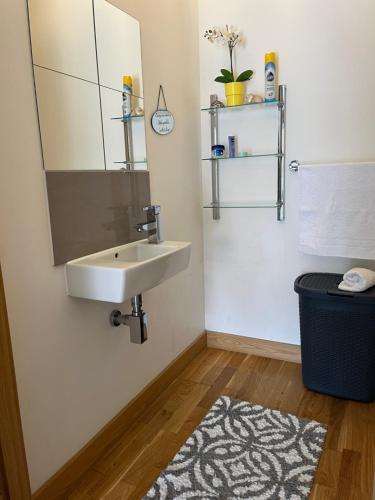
[111,115,145,122]
[201,100,280,113]
[203,201,280,209]
[120,91,144,100]
[113,160,147,165]
[202,153,282,161]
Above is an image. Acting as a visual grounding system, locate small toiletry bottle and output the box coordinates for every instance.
[228,136,236,158]
[122,75,133,119]
[212,145,225,158]
[265,52,277,102]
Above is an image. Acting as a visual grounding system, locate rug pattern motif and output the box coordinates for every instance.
[144,396,327,499]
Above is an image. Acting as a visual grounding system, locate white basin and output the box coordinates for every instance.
[65,239,191,303]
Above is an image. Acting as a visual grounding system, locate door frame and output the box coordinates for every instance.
[0,263,31,499]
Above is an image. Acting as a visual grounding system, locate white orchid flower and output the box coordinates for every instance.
[203,25,252,82]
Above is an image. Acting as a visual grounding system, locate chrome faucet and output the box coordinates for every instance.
[135,205,163,244]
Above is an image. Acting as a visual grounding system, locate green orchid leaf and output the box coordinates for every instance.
[220,69,234,81]
[236,69,254,82]
[214,76,231,83]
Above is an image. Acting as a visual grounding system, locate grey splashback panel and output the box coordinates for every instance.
[45,171,151,265]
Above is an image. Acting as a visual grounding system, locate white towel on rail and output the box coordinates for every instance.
[299,162,375,259]
[338,267,375,292]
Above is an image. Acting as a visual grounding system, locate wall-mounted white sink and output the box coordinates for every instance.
[65,240,191,303]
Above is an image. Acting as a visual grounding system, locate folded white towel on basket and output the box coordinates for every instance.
[339,267,375,292]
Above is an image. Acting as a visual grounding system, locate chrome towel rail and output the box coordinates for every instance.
[289,160,375,172]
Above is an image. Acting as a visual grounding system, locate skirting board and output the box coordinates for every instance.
[207,331,301,364]
[33,332,207,500]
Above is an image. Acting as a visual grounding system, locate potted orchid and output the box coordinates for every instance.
[204,25,253,106]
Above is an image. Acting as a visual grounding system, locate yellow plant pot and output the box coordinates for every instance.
[225,82,246,106]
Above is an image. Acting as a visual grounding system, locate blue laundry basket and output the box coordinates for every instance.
[294,273,375,402]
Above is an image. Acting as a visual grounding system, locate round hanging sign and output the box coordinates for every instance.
[151,110,174,135]
[151,85,174,135]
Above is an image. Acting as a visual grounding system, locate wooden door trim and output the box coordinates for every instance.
[0,264,31,499]
[0,447,9,499]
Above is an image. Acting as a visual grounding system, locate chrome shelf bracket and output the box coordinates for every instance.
[277,85,287,221]
[209,94,220,220]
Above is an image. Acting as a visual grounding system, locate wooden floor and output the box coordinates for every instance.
[69,348,375,499]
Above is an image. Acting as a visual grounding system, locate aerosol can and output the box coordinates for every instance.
[265,52,277,102]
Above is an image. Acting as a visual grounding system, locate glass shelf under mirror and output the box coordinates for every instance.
[128,93,144,100]
[113,160,147,165]
[203,201,280,209]
[201,100,280,113]
[113,91,144,100]
[202,153,282,162]
[111,115,145,122]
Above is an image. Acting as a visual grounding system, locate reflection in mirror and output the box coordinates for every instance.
[94,0,147,170]
[28,0,98,82]
[27,0,147,171]
[101,88,147,169]
[34,67,104,171]
[94,0,143,96]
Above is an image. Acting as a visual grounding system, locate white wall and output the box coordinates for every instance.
[199,0,375,344]
[0,0,203,492]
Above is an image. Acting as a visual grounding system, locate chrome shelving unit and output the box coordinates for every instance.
[203,84,286,221]
[112,94,146,169]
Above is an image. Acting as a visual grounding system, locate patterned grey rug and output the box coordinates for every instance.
[144,396,327,499]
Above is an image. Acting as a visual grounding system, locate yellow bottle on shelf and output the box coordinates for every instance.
[122,75,133,119]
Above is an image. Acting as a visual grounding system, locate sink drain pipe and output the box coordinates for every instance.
[110,294,148,344]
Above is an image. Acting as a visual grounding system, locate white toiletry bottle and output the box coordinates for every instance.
[265,52,277,102]
[122,75,132,119]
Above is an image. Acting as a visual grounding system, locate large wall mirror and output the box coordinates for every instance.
[28,0,147,171]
